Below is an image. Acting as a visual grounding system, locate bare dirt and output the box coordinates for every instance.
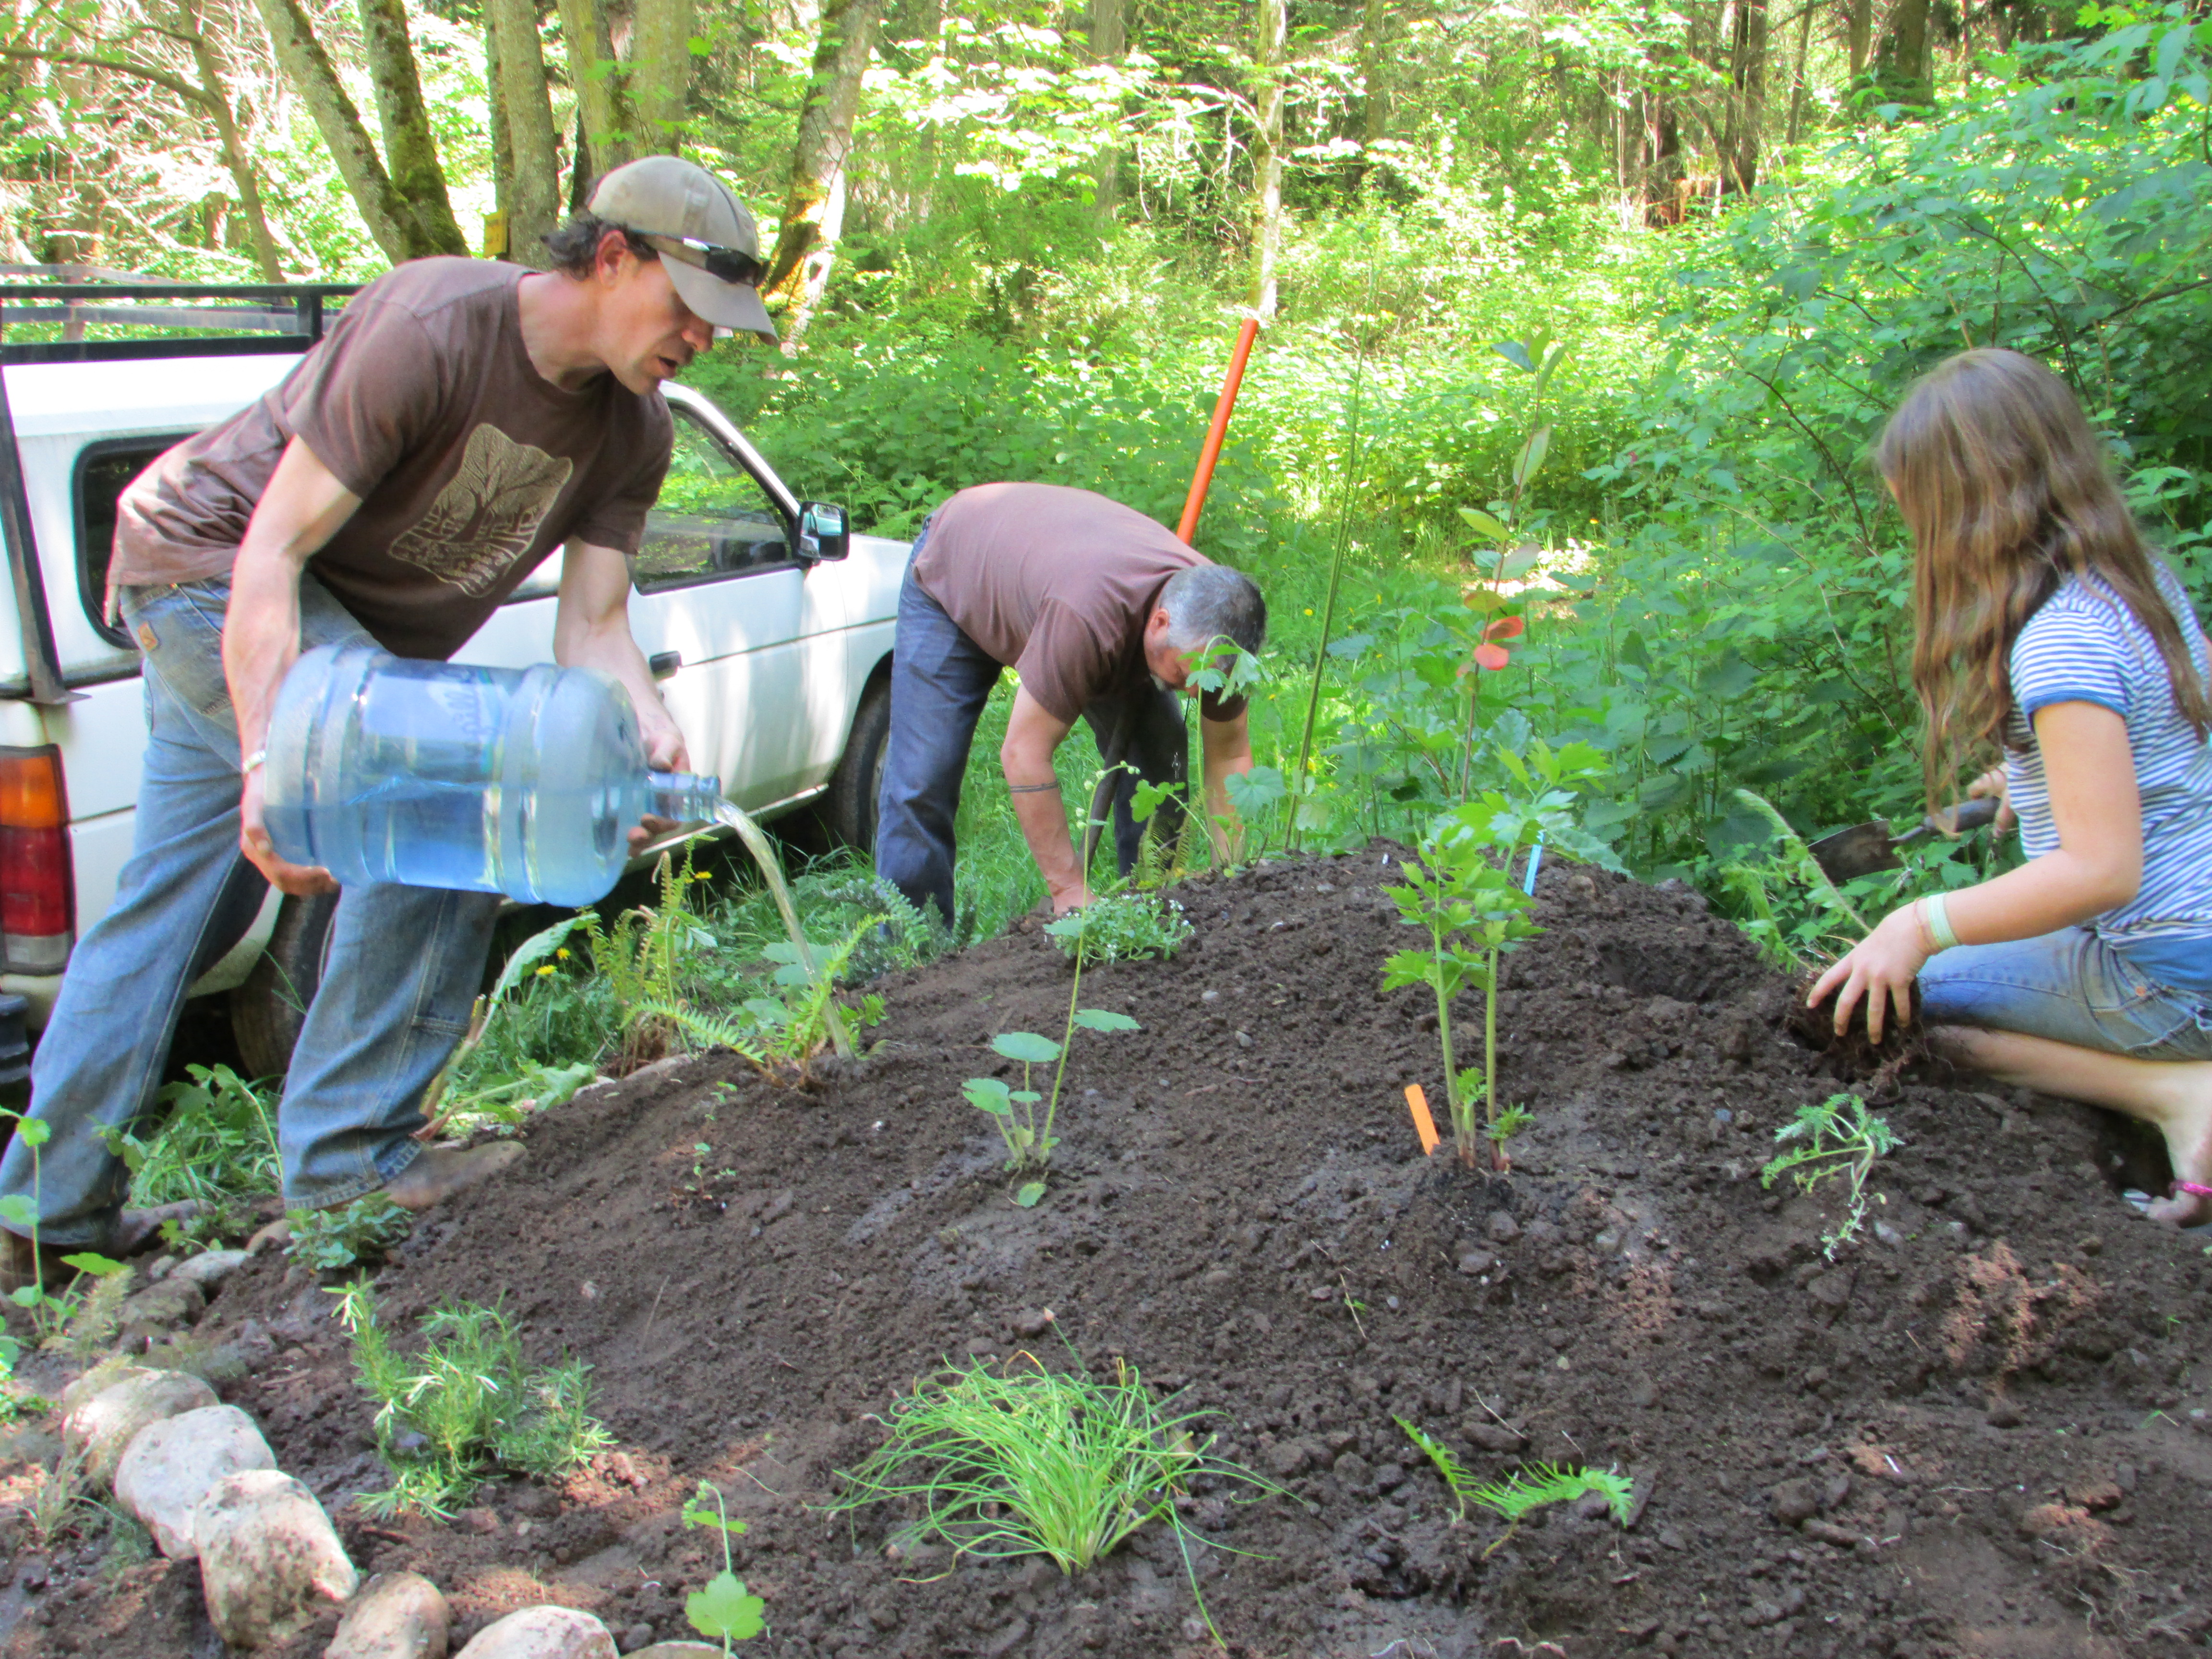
[8,849,2212,1658]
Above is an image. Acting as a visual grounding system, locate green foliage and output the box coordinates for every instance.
[1396,1417,1635,1531]
[285,1195,414,1274]
[0,1114,130,1347]
[1047,892,1192,963]
[102,1064,280,1210]
[331,1281,611,1520]
[680,1481,766,1650]
[968,910,1140,1196]
[1761,1093,1904,1259]
[826,1352,1263,1599]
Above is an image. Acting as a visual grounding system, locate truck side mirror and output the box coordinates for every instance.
[798,502,850,564]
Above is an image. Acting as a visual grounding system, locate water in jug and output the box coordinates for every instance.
[262,640,722,905]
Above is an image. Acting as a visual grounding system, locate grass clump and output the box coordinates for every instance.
[1048,890,1192,963]
[1762,1091,1902,1259]
[104,1063,281,1209]
[331,1281,611,1519]
[827,1353,1263,1584]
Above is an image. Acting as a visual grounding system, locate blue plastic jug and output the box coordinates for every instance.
[262,641,721,905]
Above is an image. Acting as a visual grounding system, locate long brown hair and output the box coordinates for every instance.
[1876,348,2212,813]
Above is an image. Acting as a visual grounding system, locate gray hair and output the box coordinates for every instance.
[1159,564,1266,658]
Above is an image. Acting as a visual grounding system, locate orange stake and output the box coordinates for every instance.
[1175,316,1262,546]
[1404,1084,1441,1156]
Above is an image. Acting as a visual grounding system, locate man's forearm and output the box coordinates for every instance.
[1200,718,1254,863]
[558,621,681,755]
[223,544,307,758]
[1009,777,1085,903]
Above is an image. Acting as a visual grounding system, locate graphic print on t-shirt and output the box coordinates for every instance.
[389,423,575,596]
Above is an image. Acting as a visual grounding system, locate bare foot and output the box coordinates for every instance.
[2144,1091,2212,1226]
[383,1142,525,1212]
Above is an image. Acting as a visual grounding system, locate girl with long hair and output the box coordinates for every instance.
[1813,348,2212,1226]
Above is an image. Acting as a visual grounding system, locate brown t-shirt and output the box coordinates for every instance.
[913,482,1248,725]
[110,258,673,661]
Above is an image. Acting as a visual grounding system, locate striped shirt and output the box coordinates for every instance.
[2006,561,2212,990]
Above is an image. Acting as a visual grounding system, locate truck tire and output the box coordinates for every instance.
[823,673,891,854]
[228,892,338,1081]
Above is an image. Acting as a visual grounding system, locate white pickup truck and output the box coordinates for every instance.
[0,281,908,1077]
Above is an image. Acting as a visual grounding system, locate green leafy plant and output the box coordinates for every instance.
[1397,1418,1633,1539]
[331,1280,611,1519]
[1761,1092,1903,1259]
[285,1194,413,1273]
[1045,891,1191,963]
[680,1479,766,1650]
[966,909,1139,1204]
[99,1062,280,1208]
[0,1114,130,1348]
[826,1350,1267,1636]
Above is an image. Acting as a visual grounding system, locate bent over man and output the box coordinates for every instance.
[876,481,1268,925]
[1,157,776,1284]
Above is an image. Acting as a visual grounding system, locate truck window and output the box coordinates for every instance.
[76,436,187,650]
[630,407,793,591]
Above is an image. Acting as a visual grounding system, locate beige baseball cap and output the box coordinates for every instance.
[588,156,777,342]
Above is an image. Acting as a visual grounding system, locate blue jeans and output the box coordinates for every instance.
[875,523,1190,926]
[0,575,502,1247]
[1920,926,2212,1060]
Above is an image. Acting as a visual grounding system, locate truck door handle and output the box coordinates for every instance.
[649,650,682,681]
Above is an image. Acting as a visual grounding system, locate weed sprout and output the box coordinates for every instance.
[1761,1092,1902,1258]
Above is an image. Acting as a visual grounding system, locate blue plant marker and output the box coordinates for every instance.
[1522,836,1545,895]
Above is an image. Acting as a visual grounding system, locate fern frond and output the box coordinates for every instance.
[1467,1462,1635,1525]
[1394,1415,1472,1523]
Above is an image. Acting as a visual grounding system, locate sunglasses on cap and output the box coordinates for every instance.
[636,232,767,289]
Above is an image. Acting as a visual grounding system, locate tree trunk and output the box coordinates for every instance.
[355,0,465,254]
[250,0,426,262]
[1875,0,1934,105]
[179,5,286,278]
[629,0,695,154]
[1085,0,1125,219]
[485,13,513,249]
[1247,0,1286,318]
[1721,0,1767,192]
[487,0,563,264]
[555,0,636,174]
[1846,0,1872,78]
[1358,0,1389,148]
[761,0,885,325]
[1785,0,1815,144]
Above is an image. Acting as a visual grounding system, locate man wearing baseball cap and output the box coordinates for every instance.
[1,157,772,1286]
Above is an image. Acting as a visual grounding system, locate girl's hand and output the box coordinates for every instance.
[1807,903,1930,1044]
[1966,765,2015,835]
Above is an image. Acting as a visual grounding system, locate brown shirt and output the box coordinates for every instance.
[913,482,1247,725]
[110,258,673,661]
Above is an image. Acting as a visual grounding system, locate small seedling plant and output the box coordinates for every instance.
[1761,1092,1903,1259]
[680,1479,766,1649]
[1381,733,1619,1167]
[286,1193,414,1272]
[966,909,1138,1206]
[0,1115,131,1357]
[331,1280,612,1518]
[1045,890,1191,963]
[1397,1418,1632,1549]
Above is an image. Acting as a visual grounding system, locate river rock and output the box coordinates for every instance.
[196,1469,359,1649]
[453,1607,618,1659]
[59,1362,155,1414]
[173,1249,252,1291]
[116,1404,276,1558]
[116,1274,206,1330]
[63,1369,218,1489]
[328,1571,452,1659]
[627,1647,724,1658]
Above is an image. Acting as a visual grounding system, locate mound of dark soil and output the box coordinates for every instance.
[12,850,2212,1659]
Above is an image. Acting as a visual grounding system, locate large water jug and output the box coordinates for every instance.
[262,641,722,905]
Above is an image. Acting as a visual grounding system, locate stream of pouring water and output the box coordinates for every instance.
[713,801,854,1059]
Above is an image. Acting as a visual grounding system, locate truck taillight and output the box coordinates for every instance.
[0,745,72,974]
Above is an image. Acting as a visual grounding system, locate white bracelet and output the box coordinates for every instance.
[1921,892,1960,952]
[240,748,267,775]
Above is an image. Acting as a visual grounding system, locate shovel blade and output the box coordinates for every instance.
[1807,819,1899,883]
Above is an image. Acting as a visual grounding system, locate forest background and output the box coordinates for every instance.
[5,0,2210,923]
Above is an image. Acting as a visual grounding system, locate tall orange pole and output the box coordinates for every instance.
[1175,316,1261,545]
